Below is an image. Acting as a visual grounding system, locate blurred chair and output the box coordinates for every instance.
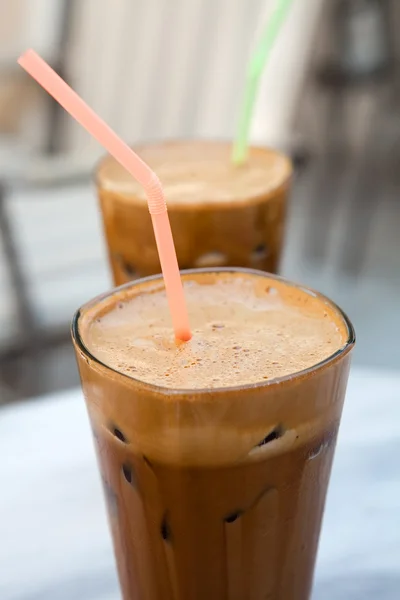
[302,0,398,274]
[0,0,103,402]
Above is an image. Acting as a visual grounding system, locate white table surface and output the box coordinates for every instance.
[1,366,399,600]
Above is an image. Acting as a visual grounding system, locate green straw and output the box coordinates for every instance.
[232,0,295,165]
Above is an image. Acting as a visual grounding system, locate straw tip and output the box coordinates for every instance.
[17,48,36,68]
[176,330,192,343]
[231,147,247,167]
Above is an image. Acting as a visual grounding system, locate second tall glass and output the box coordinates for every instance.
[95,140,292,284]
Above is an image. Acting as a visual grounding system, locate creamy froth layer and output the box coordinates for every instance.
[81,271,348,390]
[96,141,291,207]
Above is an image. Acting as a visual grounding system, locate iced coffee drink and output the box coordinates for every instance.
[95,141,292,284]
[72,268,354,600]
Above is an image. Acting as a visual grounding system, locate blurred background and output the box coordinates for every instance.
[0,0,398,403]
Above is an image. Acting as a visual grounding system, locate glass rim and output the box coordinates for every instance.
[72,267,355,397]
[93,138,293,205]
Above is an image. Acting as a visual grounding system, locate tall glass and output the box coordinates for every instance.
[95,141,292,284]
[72,269,355,600]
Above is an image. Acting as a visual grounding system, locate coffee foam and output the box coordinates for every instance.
[81,271,348,390]
[96,140,291,207]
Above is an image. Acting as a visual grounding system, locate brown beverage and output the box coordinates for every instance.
[95,141,292,284]
[72,268,354,600]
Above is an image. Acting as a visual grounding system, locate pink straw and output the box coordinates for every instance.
[18,49,191,342]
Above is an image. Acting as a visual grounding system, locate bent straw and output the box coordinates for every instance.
[232,0,295,165]
[18,49,191,341]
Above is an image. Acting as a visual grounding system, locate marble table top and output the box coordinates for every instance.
[1,366,399,600]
